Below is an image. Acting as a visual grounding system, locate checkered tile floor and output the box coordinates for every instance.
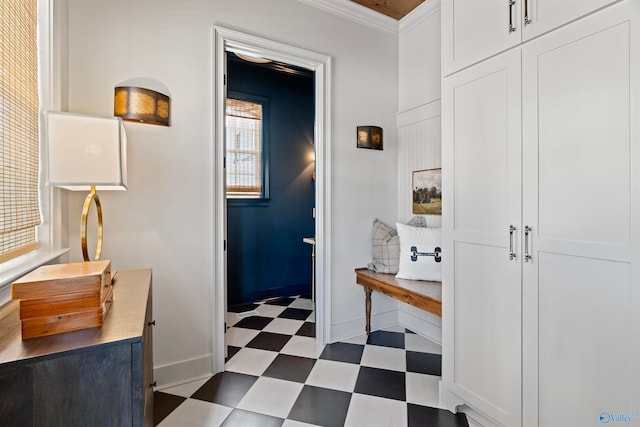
[154,296,468,427]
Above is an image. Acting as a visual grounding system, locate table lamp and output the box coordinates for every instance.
[45,111,128,261]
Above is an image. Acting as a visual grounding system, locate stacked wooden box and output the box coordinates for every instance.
[11,260,113,339]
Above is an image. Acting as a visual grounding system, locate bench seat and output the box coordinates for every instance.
[355,267,442,335]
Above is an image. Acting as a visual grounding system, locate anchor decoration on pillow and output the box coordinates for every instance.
[410,246,441,263]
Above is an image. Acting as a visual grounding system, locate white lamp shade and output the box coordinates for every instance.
[46,111,128,191]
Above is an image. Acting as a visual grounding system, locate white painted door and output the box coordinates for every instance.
[522,0,621,41]
[442,49,522,427]
[442,0,521,76]
[522,2,640,426]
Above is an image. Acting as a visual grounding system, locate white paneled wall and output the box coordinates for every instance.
[395,0,442,343]
[396,101,442,226]
[395,101,443,344]
[397,0,442,228]
[399,4,441,112]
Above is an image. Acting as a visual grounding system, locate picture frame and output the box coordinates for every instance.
[412,168,442,215]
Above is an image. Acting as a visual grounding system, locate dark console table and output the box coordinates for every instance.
[0,268,154,427]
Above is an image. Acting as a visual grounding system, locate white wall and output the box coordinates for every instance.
[399,1,442,113]
[398,1,442,225]
[63,0,398,386]
[395,1,443,342]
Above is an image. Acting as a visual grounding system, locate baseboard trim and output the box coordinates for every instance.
[330,309,398,342]
[440,383,502,427]
[456,405,501,427]
[153,354,214,390]
[398,309,442,344]
[330,307,443,345]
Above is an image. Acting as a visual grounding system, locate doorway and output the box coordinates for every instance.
[213,26,332,373]
[225,52,314,307]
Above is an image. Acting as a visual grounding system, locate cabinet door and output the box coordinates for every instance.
[31,344,133,426]
[522,2,640,426]
[132,286,154,427]
[522,0,621,41]
[442,49,522,427]
[142,287,154,427]
[442,0,521,76]
[443,0,621,76]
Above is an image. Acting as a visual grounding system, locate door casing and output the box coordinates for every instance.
[212,25,332,373]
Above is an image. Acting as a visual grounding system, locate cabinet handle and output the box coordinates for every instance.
[151,381,157,388]
[508,0,516,32]
[524,225,532,262]
[509,225,517,260]
[524,0,531,24]
[148,320,156,326]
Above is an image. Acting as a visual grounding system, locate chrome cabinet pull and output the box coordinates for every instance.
[508,0,517,32]
[524,225,532,262]
[509,225,517,260]
[524,0,531,24]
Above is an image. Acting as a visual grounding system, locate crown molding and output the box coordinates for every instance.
[400,0,441,35]
[297,0,399,35]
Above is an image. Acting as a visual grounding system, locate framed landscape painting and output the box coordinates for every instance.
[412,168,442,215]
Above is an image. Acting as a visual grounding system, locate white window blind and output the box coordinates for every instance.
[226,98,262,198]
[0,0,41,263]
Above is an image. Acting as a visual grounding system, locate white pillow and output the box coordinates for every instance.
[396,223,442,282]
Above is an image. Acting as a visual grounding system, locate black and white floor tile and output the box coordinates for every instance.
[154,296,468,427]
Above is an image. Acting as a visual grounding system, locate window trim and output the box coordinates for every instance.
[226,90,270,206]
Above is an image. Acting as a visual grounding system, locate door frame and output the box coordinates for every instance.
[213,25,332,373]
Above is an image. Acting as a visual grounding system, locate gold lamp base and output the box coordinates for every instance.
[81,186,103,262]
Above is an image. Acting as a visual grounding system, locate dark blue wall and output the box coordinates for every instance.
[226,55,315,306]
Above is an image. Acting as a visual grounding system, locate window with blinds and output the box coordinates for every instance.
[0,0,41,263]
[226,97,264,198]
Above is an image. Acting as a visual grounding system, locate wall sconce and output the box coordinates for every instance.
[114,86,170,126]
[46,111,128,261]
[357,126,383,150]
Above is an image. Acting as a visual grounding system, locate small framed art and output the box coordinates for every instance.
[412,168,442,215]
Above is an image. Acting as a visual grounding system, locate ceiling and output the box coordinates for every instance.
[228,51,314,77]
[350,0,425,20]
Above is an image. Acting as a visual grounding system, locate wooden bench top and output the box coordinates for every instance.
[355,267,442,317]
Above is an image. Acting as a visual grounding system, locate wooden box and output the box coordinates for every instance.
[12,260,111,301]
[19,287,114,339]
[11,261,113,339]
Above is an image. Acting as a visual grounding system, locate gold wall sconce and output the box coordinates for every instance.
[114,86,170,126]
[357,126,383,150]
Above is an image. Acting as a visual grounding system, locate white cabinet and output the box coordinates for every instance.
[442,0,621,76]
[441,0,520,77]
[442,1,640,426]
[523,0,619,41]
[521,3,640,425]
[442,49,523,427]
